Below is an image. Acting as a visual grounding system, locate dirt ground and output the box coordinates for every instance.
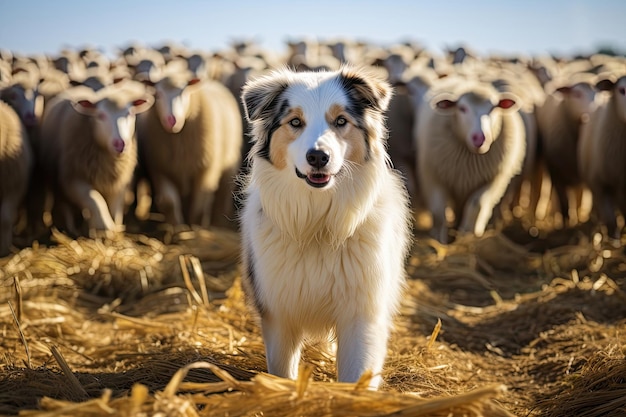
[1,214,625,416]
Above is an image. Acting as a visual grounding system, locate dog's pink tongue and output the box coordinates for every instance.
[308,173,330,184]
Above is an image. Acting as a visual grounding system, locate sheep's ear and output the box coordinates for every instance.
[431,92,457,113]
[596,78,616,92]
[185,77,204,91]
[497,92,520,112]
[555,86,572,95]
[436,99,456,110]
[241,71,289,123]
[72,99,98,116]
[339,66,392,112]
[130,95,154,115]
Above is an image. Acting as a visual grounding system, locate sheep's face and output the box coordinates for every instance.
[0,84,43,127]
[434,91,518,155]
[73,98,153,155]
[557,82,597,123]
[153,77,203,134]
[382,54,408,85]
[612,77,626,123]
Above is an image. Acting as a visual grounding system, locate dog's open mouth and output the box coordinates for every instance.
[295,168,332,188]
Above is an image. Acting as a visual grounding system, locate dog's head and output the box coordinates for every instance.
[241,66,391,189]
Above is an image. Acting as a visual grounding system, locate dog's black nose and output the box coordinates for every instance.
[306,149,330,168]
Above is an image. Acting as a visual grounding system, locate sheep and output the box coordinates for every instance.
[0,100,32,256]
[223,56,267,168]
[395,66,438,210]
[1,73,48,239]
[483,63,547,224]
[386,82,417,208]
[136,64,243,229]
[537,72,598,226]
[1,74,43,130]
[385,65,437,212]
[578,72,626,240]
[415,76,526,243]
[39,81,154,235]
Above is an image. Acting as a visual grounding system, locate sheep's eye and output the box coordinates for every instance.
[618,86,626,96]
[288,118,302,128]
[335,116,347,127]
[458,105,467,113]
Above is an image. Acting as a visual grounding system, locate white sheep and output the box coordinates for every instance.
[483,63,547,224]
[415,76,526,243]
[537,72,598,226]
[39,81,153,235]
[0,100,32,256]
[578,72,626,240]
[136,64,243,229]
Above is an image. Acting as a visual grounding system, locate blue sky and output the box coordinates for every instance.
[1,0,624,58]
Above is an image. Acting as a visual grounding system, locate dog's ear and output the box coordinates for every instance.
[241,72,290,123]
[339,66,392,113]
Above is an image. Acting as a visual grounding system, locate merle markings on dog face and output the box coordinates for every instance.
[242,67,391,189]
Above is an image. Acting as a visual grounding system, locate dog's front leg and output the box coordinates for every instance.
[261,315,303,380]
[336,316,389,389]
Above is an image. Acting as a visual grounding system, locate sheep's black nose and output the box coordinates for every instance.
[306,149,330,168]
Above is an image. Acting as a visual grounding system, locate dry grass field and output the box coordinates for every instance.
[1,215,625,416]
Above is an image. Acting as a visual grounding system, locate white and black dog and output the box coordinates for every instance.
[239,66,412,389]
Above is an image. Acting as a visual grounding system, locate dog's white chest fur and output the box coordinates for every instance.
[243,160,406,334]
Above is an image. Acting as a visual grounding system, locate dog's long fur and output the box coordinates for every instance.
[239,66,412,388]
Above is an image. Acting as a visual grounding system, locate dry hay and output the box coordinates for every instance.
[1,221,626,416]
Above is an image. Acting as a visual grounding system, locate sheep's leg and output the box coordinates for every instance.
[426,185,449,243]
[189,171,220,228]
[554,182,570,227]
[261,314,303,381]
[0,197,18,256]
[152,175,184,226]
[210,166,238,228]
[527,163,545,223]
[109,190,127,229]
[63,180,115,232]
[461,175,511,237]
[596,191,619,241]
[576,186,593,224]
[336,315,388,389]
[25,170,48,240]
[56,197,80,236]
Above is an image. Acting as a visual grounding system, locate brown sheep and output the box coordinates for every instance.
[386,83,416,206]
[578,72,626,240]
[0,100,32,256]
[2,72,48,241]
[39,81,153,235]
[1,75,43,130]
[415,76,526,243]
[137,65,243,229]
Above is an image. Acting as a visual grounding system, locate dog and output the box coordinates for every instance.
[239,66,412,389]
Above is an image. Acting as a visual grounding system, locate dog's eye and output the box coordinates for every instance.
[288,118,302,128]
[335,116,347,127]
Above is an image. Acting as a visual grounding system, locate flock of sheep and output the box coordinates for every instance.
[0,39,625,256]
